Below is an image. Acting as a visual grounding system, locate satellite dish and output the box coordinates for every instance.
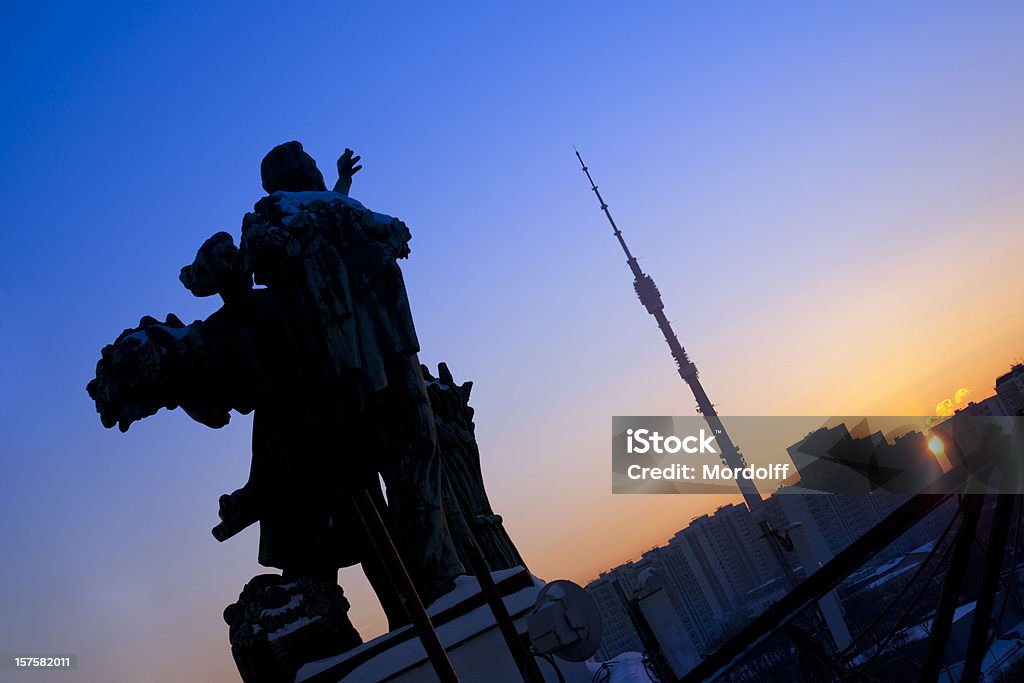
[526,580,602,662]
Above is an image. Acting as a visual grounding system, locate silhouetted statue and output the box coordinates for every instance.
[87,141,466,627]
[426,363,526,571]
[87,141,534,682]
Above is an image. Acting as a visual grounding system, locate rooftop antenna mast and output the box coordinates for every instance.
[575,148,763,512]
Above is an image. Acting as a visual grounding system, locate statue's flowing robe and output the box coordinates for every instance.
[234,191,464,611]
[88,189,467,625]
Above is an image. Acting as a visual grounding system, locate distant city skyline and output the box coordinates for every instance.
[584,388,1024,677]
[586,358,1023,585]
[584,360,1023,669]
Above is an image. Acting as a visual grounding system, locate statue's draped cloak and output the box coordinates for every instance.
[200,191,420,571]
[242,191,419,404]
[87,184,467,615]
[220,191,462,593]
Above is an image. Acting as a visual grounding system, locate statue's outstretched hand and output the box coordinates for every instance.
[333,148,362,194]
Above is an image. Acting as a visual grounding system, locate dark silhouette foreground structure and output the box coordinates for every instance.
[87,142,527,682]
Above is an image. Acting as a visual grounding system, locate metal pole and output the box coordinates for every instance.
[353,488,460,683]
[960,494,1016,683]
[458,535,546,682]
[920,494,985,683]
[679,487,963,682]
[440,459,545,682]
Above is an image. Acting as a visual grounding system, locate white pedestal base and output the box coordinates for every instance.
[295,567,596,682]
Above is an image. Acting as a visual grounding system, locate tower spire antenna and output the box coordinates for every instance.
[575,149,763,512]
[574,148,638,268]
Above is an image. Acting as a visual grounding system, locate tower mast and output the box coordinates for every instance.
[576,149,762,512]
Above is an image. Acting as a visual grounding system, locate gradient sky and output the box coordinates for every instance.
[2,2,1024,681]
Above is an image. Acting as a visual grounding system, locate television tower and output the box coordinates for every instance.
[575,149,763,512]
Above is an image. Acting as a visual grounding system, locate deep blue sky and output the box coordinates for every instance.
[2,2,1024,680]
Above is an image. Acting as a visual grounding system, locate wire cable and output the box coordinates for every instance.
[641,649,661,681]
[590,661,612,683]
[533,651,566,683]
[985,496,1023,656]
[803,501,963,680]
[971,499,1024,615]
[855,510,964,676]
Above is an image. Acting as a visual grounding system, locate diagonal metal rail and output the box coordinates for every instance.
[679,461,979,682]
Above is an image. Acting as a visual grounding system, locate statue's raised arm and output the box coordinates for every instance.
[334,147,361,195]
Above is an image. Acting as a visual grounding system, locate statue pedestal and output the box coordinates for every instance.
[224,574,362,683]
[295,567,594,682]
